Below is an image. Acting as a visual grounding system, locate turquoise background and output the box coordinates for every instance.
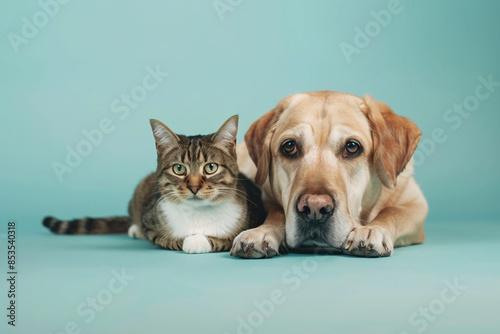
[1,0,499,333]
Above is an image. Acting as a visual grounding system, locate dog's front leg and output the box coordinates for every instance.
[230,208,287,259]
[343,194,428,257]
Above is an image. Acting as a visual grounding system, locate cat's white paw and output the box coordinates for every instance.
[182,235,212,254]
[128,224,145,239]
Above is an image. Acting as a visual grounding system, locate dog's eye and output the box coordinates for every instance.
[345,140,361,156]
[281,140,298,156]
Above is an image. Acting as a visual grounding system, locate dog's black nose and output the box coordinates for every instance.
[296,194,334,224]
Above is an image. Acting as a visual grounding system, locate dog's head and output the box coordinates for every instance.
[245,91,421,249]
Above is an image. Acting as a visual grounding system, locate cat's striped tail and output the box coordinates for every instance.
[42,216,131,234]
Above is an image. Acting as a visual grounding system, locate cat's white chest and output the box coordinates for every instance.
[159,200,243,239]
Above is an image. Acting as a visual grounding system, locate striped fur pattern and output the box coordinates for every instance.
[43,216,130,234]
[43,115,265,253]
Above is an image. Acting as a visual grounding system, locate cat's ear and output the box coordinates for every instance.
[211,115,238,154]
[150,119,180,153]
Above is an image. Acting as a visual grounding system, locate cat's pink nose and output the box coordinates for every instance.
[188,185,201,195]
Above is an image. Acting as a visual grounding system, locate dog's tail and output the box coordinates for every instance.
[42,216,131,234]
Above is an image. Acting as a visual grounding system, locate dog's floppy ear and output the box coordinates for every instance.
[362,95,422,189]
[244,105,283,186]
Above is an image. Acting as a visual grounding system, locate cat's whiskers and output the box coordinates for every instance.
[217,187,254,199]
[154,190,181,207]
[148,185,168,198]
[150,185,179,197]
[216,188,258,206]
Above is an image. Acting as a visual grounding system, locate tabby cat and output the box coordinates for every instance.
[43,115,265,253]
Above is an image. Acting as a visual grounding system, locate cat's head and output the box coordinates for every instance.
[150,115,240,205]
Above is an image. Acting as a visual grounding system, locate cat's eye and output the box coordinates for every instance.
[344,140,362,157]
[204,163,218,175]
[172,164,187,175]
[281,139,298,157]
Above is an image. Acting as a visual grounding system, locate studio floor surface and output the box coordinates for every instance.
[3,220,499,334]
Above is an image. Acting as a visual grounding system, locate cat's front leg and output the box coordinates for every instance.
[182,235,212,254]
[182,235,233,253]
[205,236,234,252]
[149,232,212,253]
[146,231,184,251]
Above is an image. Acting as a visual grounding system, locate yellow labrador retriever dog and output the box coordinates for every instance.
[230,91,428,258]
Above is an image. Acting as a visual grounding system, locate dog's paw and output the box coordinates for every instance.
[343,225,394,257]
[127,224,146,239]
[230,227,284,259]
[182,235,212,254]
